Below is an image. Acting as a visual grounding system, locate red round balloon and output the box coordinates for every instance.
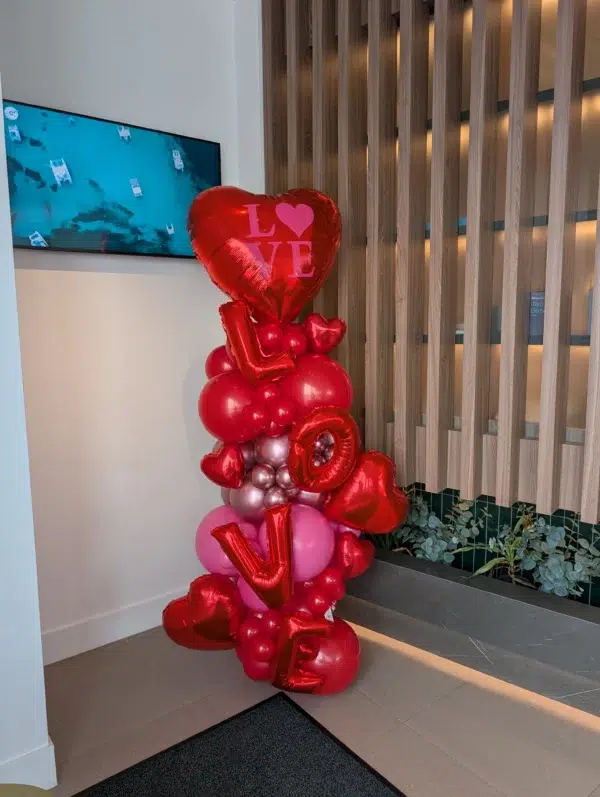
[282,324,308,358]
[236,645,274,681]
[199,371,268,443]
[258,322,284,354]
[279,354,353,421]
[247,634,276,662]
[302,619,360,695]
[205,345,236,379]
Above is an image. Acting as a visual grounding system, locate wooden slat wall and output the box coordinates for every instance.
[426,0,463,493]
[395,0,429,485]
[365,0,397,454]
[581,172,600,523]
[496,0,541,508]
[262,0,287,194]
[261,0,600,521]
[460,0,501,499]
[312,0,339,319]
[286,0,312,188]
[337,0,367,438]
[537,0,587,514]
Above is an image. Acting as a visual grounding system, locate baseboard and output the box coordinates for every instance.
[0,738,56,790]
[42,586,189,665]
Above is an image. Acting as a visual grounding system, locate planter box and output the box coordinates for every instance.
[346,551,600,679]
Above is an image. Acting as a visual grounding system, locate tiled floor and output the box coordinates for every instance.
[45,613,600,797]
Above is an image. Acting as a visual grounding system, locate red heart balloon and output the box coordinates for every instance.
[201,443,245,488]
[324,451,409,534]
[332,532,375,579]
[304,313,346,354]
[188,187,341,325]
[162,574,246,650]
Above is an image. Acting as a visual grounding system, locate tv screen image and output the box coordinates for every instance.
[3,100,221,258]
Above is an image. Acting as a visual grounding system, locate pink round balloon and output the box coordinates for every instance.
[258,504,335,582]
[195,505,257,576]
[238,576,269,611]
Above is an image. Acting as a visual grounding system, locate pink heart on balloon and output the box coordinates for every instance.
[275,203,314,237]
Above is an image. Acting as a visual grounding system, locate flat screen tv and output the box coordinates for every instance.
[2,100,221,258]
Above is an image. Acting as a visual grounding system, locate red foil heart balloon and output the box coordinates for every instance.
[332,533,375,579]
[201,443,245,488]
[162,574,246,650]
[324,451,409,534]
[304,313,347,354]
[188,187,341,325]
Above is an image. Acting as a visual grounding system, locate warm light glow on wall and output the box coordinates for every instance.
[536,104,554,125]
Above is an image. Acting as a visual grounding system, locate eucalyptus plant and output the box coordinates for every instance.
[375,493,600,601]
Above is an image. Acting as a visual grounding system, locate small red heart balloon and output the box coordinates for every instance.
[201,443,245,488]
[188,187,341,325]
[332,533,375,579]
[162,574,246,650]
[324,451,409,534]
[304,314,346,354]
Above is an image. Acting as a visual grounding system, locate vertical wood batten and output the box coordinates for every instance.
[395,0,429,485]
[262,0,287,193]
[461,0,501,500]
[496,0,541,508]
[581,173,600,523]
[426,0,463,493]
[312,0,339,319]
[286,0,312,188]
[536,0,586,514]
[338,0,367,438]
[365,0,397,452]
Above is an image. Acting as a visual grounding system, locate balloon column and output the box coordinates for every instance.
[163,186,409,695]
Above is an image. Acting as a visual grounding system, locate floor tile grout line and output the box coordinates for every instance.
[399,714,510,796]
[356,678,467,727]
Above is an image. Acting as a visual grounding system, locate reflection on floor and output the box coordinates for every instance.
[45,607,600,797]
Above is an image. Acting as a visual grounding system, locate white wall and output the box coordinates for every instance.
[0,76,56,788]
[0,0,264,666]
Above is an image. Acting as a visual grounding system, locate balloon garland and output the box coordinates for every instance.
[162,186,409,695]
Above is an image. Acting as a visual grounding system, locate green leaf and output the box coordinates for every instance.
[579,538,590,549]
[472,557,506,577]
[452,544,489,555]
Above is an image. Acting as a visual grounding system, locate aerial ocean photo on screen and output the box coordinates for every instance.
[3,100,221,257]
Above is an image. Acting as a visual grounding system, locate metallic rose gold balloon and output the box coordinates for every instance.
[312,454,325,468]
[239,441,256,471]
[294,489,324,509]
[229,477,265,523]
[314,438,326,452]
[286,486,300,499]
[323,445,334,462]
[321,432,334,447]
[263,486,288,509]
[251,463,276,490]
[221,487,231,505]
[275,464,295,490]
[255,434,290,468]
